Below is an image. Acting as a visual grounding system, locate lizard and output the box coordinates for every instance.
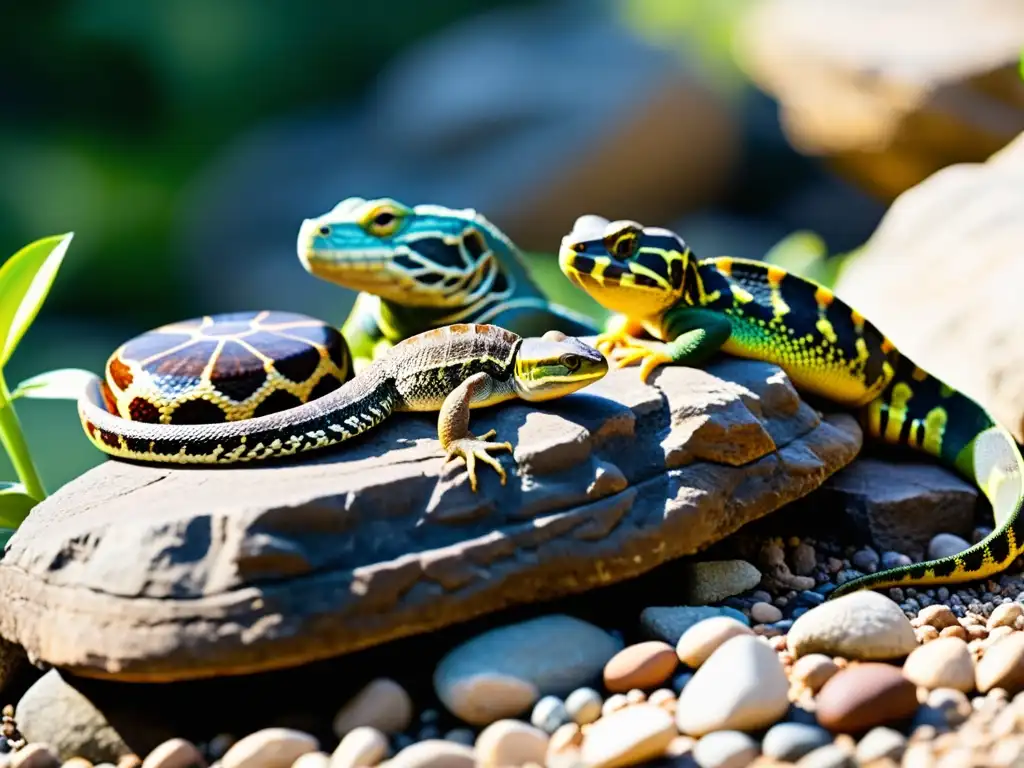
[556,214,1024,597]
[295,196,604,370]
[79,323,608,493]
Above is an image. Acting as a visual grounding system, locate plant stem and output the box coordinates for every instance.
[0,374,45,500]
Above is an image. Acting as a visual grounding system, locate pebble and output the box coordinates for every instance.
[682,561,762,604]
[851,548,879,573]
[639,607,748,646]
[917,605,958,630]
[11,745,59,768]
[140,740,206,768]
[902,637,975,692]
[332,679,413,738]
[815,663,919,733]
[579,705,676,768]
[786,591,917,660]
[975,632,1024,694]
[529,696,570,734]
[603,641,677,692]
[751,602,783,624]
[221,730,318,768]
[928,534,971,560]
[761,723,831,762]
[433,615,622,725]
[441,730,474,748]
[789,654,839,693]
[475,720,549,768]
[692,730,759,768]
[329,728,388,768]
[854,726,907,763]
[676,635,789,737]
[675,617,754,668]
[564,688,602,726]
[791,543,817,576]
[880,551,912,570]
[988,602,1023,629]
[292,754,329,768]
[794,744,854,768]
[385,741,474,768]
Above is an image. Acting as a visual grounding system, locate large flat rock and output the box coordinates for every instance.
[0,358,860,682]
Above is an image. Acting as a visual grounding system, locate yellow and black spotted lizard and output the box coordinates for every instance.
[557,214,1024,598]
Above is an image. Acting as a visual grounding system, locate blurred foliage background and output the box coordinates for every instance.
[3,0,1015,493]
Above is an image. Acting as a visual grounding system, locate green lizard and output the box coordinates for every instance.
[296,197,603,370]
[79,322,608,492]
[557,214,1024,597]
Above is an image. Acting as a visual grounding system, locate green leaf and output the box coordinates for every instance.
[0,233,74,368]
[0,481,37,528]
[12,368,95,401]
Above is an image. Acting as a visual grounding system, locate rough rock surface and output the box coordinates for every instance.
[815,458,978,559]
[735,0,1024,199]
[833,131,1024,442]
[0,359,860,682]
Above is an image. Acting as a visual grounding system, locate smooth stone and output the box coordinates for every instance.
[0,360,861,681]
[11,746,60,768]
[563,688,603,726]
[790,543,817,577]
[475,720,549,768]
[291,754,328,768]
[603,641,677,693]
[916,605,958,630]
[676,635,789,737]
[794,744,855,768]
[579,704,676,768]
[62,760,94,768]
[329,728,388,768]
[529,696,569,734]
[16,671,132,763]
[816,663,919,733]
[140,740,205,768]
[675,617,754,668]
[434,615,622,725]
[988,602,1023,629]
[928,533,971,561]
[787,591,917,660]
[975,632,1024,694]
[221,730,318,768]
[902,637,974,692]
[854,726,907,763]
[851,549,879,573]
[751,602,783,624]
[383,741,474,768]
[333,679,413,738]
[692,730,759,768]
[681,561,762,605]
[640,607,749,646]
[761,723,831,762]
[789,654,839,693]
[441,731,474,748]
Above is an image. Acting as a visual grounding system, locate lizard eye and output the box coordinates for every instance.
[318,225,331,236]
[608,230,638,260]
[364,206,404,237]
[560,354,581,371]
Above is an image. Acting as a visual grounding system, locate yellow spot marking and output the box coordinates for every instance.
[939,383,956,398]
[911,367,928,382]
[816,318,838,344]
[881,337,895,354]
[814,286,833,308]
[766,265,786,287]
[921,406,948,456]
[884,382,913,443]
[850,309,865,330]
[716,257,733,277]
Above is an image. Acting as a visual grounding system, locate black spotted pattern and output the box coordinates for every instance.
[309,374,342,400]
[252,389,302,417]
[210,340,267,401]
[170,399,228,424]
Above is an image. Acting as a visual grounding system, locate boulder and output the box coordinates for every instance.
[833,131,1024,442]
[0,358,860,682]
[735,0,1024,199]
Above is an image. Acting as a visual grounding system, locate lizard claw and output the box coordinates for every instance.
[609,345,673,383]
[445,433,514,492]
[595,329,645,358]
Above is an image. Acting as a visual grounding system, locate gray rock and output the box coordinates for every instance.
[761,723,832,762]
[640,606,749,646]
[0,358,860,681]
[855,726,907,763]
[929,533,972,560]
[692,730,759,768]
[16,670,132,762]
[681,561,762,604]
[813,459,977,559]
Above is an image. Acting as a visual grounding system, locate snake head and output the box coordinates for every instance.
[558,214,691,317]
[297,197,506,308]
[513,333,608,402]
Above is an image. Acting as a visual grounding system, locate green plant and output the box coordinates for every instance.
[0,232,91,547]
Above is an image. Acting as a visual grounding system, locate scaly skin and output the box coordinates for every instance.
[296,197,602,370]
[558,215,1024,597]
[79,324,607,492]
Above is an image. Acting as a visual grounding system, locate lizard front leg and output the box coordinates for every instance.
[610,307,733,383]
[437,371,514,492]
[594,313,648,357]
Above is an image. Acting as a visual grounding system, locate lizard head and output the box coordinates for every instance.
[297,197,507,308]
[513,331,607,402]
[558,214,690,318]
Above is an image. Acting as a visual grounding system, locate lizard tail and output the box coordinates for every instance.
[830,352,1024,598]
